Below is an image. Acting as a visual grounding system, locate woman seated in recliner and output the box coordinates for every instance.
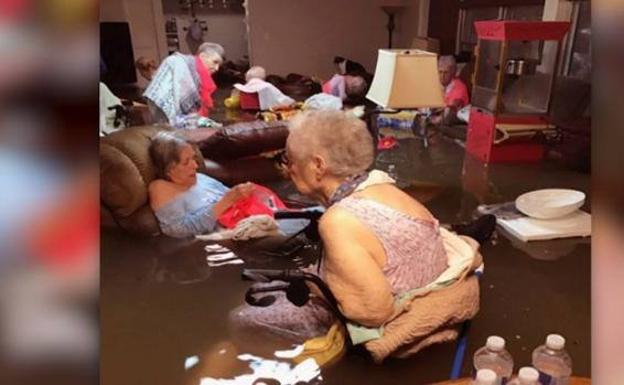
[148,131,254,238]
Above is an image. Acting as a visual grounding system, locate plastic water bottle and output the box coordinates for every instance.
[473,369,498,385]
[473,336,514,385]
[532,334,573,385]
[508,367,540,385]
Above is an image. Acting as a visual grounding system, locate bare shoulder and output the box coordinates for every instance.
[148,179,171,196]
[319,206,362,238]
[356,184,435,222]
[148,179,177,211]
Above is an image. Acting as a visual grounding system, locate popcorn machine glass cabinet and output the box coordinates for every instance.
[473,39,557,116]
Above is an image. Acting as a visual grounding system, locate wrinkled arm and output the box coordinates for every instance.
[318,210,394,327]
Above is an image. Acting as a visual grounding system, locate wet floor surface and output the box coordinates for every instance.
[101,133,590,385]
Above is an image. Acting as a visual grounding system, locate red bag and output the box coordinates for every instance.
[217,184,288,229]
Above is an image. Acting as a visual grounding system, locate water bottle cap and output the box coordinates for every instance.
[546,334,566,350]
[518,367,539,383]
[476,369,497,384]
[486,335,506,351]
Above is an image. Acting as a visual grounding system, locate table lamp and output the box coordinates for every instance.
[366,49,445,147]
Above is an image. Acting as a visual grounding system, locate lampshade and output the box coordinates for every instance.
[366,49,445,109]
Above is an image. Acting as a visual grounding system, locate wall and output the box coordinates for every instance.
[100,0,168,87]
[100,0,127,22]
[246,0,423,78]
[162,13,248,61]
[395,0,429,49]
[540,0,575,74]
[101,0,425,83]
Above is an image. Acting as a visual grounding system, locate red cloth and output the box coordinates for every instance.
[322,80,332,94]
[239,91,261,110]
[377,136,399,150]
[217,184,288,229]
[196,56,217,117]
[444,78,470,108]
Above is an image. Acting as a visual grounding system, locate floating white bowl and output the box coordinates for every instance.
[515,189,586,219]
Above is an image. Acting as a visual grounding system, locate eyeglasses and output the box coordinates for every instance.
[276,150,290,168]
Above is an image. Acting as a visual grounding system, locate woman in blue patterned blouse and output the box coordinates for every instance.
[148,131,254,238]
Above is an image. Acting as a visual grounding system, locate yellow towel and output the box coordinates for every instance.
[293,322,347,367]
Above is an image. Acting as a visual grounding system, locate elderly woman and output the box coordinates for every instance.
[144,42,224,125]
[231,110,449,341]
[231,65,295,110]
[148,131,254,238]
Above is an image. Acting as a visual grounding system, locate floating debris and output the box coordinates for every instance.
[274,345,305,359]
[185,355,199,370]
[201,354,321,385]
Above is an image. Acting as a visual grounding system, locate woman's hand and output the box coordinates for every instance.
[212,182,255,217]
[229,182,255,201]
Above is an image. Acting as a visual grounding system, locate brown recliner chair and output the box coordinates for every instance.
[101,121,289,236]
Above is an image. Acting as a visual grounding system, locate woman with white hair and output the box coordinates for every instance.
[286,110,449,323]
[231,110,449,341]
[144,42,225,125]
[232,65,295,110]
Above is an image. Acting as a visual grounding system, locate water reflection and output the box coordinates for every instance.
[201,354,320,385]
[499,228,589,261]
[192,346,322,385]
[152,253,213,284]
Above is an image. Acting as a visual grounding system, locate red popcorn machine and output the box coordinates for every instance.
[466,20,570,163]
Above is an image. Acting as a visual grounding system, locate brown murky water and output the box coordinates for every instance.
[101,134,590,385]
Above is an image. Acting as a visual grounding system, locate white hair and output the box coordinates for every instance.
[345,75,367,98]
[438,55,457,68]
[197,42,225,58]
[287,110,374,177]
[246,66,266,81]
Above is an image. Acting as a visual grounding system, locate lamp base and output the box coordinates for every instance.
[381,6,404,49]
[411,113,432,148]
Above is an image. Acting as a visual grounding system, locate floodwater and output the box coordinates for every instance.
[101,134,590,385]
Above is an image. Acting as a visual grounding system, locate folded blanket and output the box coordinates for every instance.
[196,214,282,241]
[143,53,200,124]
[362,230,482,362]
[365,274,480,362]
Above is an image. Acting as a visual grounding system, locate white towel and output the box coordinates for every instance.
[234,78,295,110]
[355,169,396,191]
[196,215,282,242]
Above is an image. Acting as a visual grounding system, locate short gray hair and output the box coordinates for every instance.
[149,131,191,180]
[246,66,266,81]
[287,110,374,177]
[197,42,225,58]
[438,55,457,68]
